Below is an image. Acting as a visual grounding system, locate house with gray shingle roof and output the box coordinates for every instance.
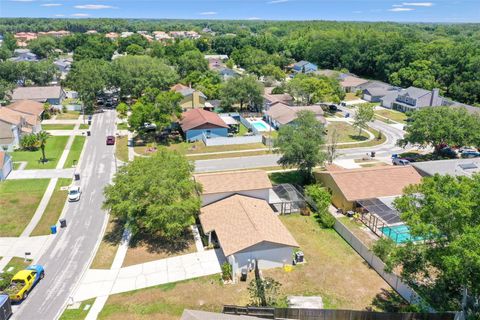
[381,86,443,112]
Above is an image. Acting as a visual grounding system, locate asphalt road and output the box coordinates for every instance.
[194,117,407,173]
[13,110,117,320]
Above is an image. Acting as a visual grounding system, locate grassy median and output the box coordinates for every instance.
[64,136,86,168]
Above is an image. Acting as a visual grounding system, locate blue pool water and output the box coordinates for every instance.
[251,121,268,131]
[381,224,423,244]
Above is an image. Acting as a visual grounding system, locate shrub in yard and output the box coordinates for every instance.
[20,133,38,151]
[221,262,232,281]
[318,211,336,228]
[248,277,282,307]
[305,184,335,228]
[372,237,396,261]
[0,272,13,290]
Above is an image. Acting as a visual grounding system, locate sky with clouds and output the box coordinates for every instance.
[1,0,479,22]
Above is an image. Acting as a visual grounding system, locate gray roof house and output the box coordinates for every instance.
[412,159,480,177]
[358,81,400,103]
[381,87,443,112]
[11,86,66,105]
[9,49,38,62]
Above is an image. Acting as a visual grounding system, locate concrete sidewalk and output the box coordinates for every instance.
[47,130,88,136]
[0,236,53,271]
[7,168,75,180]
[73,249,223,302]
[56,123,80,169]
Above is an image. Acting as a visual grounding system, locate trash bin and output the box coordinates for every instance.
[59,219,67,228]
[50,225,57,234]
[74,173,80,181]
[370,151,376,158]
[87,131,91,136]
[295,251,304,263]
[240,269,247,282]
[88,120,91,125]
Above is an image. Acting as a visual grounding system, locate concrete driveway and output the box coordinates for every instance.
[73,249,224,302]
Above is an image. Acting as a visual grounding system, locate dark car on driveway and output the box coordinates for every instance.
[106,136,115,145]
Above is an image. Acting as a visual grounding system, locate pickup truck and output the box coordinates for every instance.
[2,265,44,302]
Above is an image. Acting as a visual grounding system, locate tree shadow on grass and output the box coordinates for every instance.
[348,134,369,142]
[128,229,192,255]
[102,218,125,246]
[368,288,410,312]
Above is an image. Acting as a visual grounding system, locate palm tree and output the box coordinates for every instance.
[36,131,50,163]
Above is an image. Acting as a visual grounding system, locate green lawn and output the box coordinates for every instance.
[30,178,71,236]
[374,108,407,124]
[10,136,69,169]
[326,122,369,143]
[2,257,31,274]
[60,299,95,320]
[79,124,90,130]
[116,136,129,163]
[42,124,75,130]
[56,111,81,120]
[64,136,86,168]
[269,170,307,186]
[117,122,129,131]
[0,179,50,237]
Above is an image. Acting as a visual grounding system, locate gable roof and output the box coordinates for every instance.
[194,170,272,195]
[0,107,23,125]
[171,83,207,99]
[179,109,228,132]
[402,86,431,99]
[11,86,63,102]
[200,195,299,256]
[316,165,422,202]
[266,103,325,125]
[7,100,44,117]
[263,87,293,105]
[340,76,369,88]
[412,159,480,177]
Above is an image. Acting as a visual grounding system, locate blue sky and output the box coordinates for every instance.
[1,0,479,23]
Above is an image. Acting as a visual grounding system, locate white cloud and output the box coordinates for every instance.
[392,4,403,7]
[41,3,62,6]
[389,7,415,11]
[402,2,433,6]
[54,14,65,17]
[200,11,217,15]
[268,0,288,4]
[71,13,90,17]
[247,17,261,20]
[74,4,115,9]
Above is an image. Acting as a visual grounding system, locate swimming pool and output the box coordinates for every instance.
[251,121,268,131]
[380,224,423,244]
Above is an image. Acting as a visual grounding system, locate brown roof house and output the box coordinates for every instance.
[340,76,369,93]
[11,86,66,105]
[171,83,207,111]
[0,100,43,151]
[263,87,293,110]
[315,165,422,211]
[200,194,299,278]
[179,109,229,142]
[265,102,326,129]
[194,170,272,206]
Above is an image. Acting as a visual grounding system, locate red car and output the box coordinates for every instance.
[106,136,115,145]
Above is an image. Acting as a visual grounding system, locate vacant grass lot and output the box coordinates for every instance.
[123,230,196,267]
[60,298,95,320]
[56,111,81,120]
[30,178,71,236]
[11,136,69,169]
[42,124,75,130]
[91,216,122,269]
[99,215,390,319]
[116,136,129,163]
[374,108,407,124]
[64,136,86,168]
[326,122,369,143]
[0,179,49,236]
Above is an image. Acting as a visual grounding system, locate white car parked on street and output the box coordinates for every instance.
[68,186,81,202]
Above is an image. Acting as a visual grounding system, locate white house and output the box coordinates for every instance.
[194,170,272,206]
[199,195,299,278]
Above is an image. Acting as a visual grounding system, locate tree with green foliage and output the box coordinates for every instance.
[353,103,375,136]
[390,60,440,91]
[118,34,149,53]
[260,64,286,81]
[176,50,208,78]
[286,74,344,105]
[66,59,110,110]
[182,70,222,100]
[2,33,17,52]
[20,133,38,151]
[73,35,116,61]
[125,44,145,56]
[248,277,282,307]
[399,106,480,152]
[128,89,182,132]
[305,184,335,228]
[103,149,200,238]
[28,36,57,59]
[381,175,480,316]
[110,56,178,98]
[274,110,326,182]
[36,130,50,163]
[0,79,15,102]
[116,102,128,120]
[220,75,264,111]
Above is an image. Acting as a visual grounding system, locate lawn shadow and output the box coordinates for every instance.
[128,229,192,255]
[348,134,369,142]
[102,218,125,246]
[368,288,409,312]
